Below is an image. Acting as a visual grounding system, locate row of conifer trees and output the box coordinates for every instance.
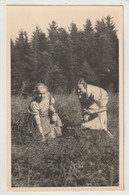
[11,16,119,96]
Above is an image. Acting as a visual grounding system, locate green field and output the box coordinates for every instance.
[11,91,119,187]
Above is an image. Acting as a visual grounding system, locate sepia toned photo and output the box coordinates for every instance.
[6,5,123,192]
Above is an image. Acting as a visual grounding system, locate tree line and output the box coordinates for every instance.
[11,16,119,96]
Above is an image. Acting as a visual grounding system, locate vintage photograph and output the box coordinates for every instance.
[6,5,123,191]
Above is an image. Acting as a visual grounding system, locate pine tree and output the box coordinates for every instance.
[83,19,96,69]
[11,30,32,95]
[30,26,50,84]
[95,16,119,90]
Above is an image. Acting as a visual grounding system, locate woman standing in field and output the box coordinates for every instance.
[28,83,62,142]
[77,78,113,138]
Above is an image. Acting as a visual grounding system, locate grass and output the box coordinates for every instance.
[11,90,119,187]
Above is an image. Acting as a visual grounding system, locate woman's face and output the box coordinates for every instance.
[37,87,47,101]
[78,84,86,95]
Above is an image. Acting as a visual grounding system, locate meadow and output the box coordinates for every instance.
[11,90,119,187]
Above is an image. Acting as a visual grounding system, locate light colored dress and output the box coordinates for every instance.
[28,93,62,140]
[79,85,109,131]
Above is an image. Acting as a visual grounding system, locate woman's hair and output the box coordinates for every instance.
[33,83,48,96]
[77,78,87,89]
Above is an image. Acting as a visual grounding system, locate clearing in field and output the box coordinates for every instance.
[11,91,119,187]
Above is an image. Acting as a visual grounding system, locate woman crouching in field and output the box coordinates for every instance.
[28,83,62,142]
[77,78,113,138]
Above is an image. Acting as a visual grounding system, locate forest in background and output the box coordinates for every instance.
[11,16,119,96]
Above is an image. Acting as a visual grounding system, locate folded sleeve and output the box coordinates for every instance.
[28,101,39,115]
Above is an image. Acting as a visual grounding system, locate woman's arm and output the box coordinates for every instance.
[49,94,56,114]
[85,86,108,114]
[83,107,107,114]
[34,115,45,137]
[28,101,45,138]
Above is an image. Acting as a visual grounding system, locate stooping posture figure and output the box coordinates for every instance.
[77,78,113,138]
[28,83,62,142]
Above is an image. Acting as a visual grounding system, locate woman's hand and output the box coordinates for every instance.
[38,125,46,142]
[83,114,89,122]
[39,127,46,142]
[41,132,46,142]
[83,108,92,115]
